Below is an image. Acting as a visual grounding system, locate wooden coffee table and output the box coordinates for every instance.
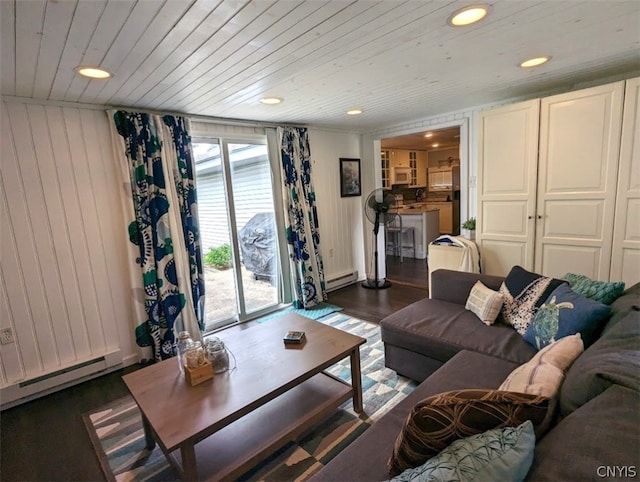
[122,313,366,481]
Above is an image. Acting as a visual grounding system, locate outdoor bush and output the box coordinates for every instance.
[204,244,232,269]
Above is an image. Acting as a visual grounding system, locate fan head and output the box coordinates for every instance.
[364,189,398,226]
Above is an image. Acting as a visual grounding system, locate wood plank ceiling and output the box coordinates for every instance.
[1,0,639,131]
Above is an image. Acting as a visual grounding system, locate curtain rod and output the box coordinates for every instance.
[109,105,305,130]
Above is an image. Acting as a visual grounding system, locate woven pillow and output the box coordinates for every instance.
[390,421,535,482]
[563,273,625,305]
[387,389,550,477]
[466,281,504,325]
[499,266,566,335]
[499,333,584,398]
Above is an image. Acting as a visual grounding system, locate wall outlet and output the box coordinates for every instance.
[0,328,14,345]
[329,248,334,258]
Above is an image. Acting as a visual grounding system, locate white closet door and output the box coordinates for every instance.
[611,77,640,286]
[535,81,624,280]
[477,99,540,276]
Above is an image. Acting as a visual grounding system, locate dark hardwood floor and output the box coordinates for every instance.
[0,278,428,482]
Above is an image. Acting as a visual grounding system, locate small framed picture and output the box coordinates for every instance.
[340,158,361,197]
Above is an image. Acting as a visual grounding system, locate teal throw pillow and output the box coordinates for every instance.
[563,273,625,305]
[523,284,610,350]
[389,421,535,482]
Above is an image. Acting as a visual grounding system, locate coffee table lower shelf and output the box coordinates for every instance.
[168,372,354,481]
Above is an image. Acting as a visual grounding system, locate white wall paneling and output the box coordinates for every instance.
[0,99,135,406]
[308,129,364,285]
[611,77,640,286]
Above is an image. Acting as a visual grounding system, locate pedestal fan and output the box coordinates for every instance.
[361,188,398,289]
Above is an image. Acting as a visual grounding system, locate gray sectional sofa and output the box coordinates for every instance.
[312,269,640,481]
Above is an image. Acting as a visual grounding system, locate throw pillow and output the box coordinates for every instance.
[465,281,504,325]
[563,273,625,305]
[499,266,566,335]
[387,389,549,477]
[523,284,610,350]
[389,421,535,482]
[499,333,584,398]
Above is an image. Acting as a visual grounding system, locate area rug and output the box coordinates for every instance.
[255,301,343,323]
[83,313,417,481]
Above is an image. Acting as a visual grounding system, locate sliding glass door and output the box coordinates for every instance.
[193,138,282,330]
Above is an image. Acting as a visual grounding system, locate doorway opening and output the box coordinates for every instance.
[380,126,462,289]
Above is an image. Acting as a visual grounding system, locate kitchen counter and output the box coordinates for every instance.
[396,203,439,214]
[386,209,440,259]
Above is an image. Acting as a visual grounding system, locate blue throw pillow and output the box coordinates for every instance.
[389,421,535,482]
[523,284,611,350]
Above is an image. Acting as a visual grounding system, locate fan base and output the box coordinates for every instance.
[361,278,391,289]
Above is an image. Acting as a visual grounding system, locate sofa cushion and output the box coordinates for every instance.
[563,272,625,305]
[465,281,504,325]
[499,266,566,335]
[559,309,640,416]
[387,389,550,477]
[499,333,583,398]
[601,281,640,334]
[310,351,520,482]
[390,421,535,482]
[526,385,640,482]
[522,284,610,350]
[381,299,536,365]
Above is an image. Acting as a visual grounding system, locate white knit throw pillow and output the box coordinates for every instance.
[465,281,505,325]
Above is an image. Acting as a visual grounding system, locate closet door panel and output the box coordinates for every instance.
[539,245,601,280]
[611,77,640,286]
[480,240,527,277]
[478,99,539,276]
[536,81,624,280]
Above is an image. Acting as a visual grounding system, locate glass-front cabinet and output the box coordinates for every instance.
[381,150,390,188]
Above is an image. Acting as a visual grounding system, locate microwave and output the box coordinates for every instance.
[393,167,411,184]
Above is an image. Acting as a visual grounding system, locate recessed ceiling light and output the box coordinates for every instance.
[520,56,551,68]
[432,143,440,148]
[424,132,433,138]
[447,5,489,27]
[260,96,283,105]
[75,66,112,79]
[347,109,363,116]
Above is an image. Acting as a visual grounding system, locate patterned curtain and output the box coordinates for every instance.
[111,111,205,362]
[277,126,327,308]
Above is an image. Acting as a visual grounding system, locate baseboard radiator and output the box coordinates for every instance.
[0,349,122,410]
[326,270,358,292]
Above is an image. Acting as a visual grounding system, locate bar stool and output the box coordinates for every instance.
[385,216,416,262]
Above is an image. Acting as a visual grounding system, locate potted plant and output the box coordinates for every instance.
[461,217,476,240]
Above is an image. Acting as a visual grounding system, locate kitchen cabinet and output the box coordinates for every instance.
[413,151,427,187]
[384,148,427,186]
[425,202,458,235]
[381,150,391,188]
[428,166,460,191]
[477,79,632,281]
[388,149,410,168]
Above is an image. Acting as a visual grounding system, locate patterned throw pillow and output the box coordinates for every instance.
[465,281,504,325]
[523,284,610,350]
[499,333,584,398]
[387,389,550,477]
[563,273,625,305]
[390,421,535,482]
[499,266,566,335]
